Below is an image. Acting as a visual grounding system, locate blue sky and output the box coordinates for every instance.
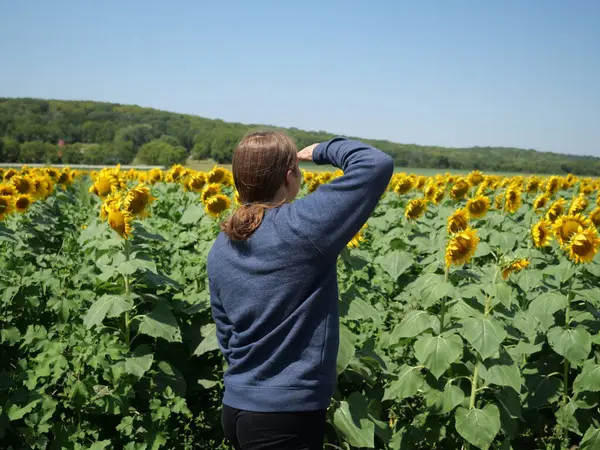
[1,0,599,156]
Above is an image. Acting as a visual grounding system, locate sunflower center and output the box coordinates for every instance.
[0,198,8,213]
[572,234,593,257]
[15,197,30,210]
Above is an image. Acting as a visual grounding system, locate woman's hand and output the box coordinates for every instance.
[297,144,319,162]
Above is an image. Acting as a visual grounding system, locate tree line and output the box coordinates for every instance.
[1,97,599,175]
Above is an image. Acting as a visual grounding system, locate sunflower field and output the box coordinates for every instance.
[2,164,600,450]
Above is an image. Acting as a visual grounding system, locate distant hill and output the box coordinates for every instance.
[1,97,599,175]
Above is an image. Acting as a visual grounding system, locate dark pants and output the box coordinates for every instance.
[221,404,327,450]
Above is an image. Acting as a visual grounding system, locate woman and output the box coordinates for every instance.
[207,131,394,449]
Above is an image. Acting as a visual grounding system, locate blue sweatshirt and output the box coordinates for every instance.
[206,137,394,412]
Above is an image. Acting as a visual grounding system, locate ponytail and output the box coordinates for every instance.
[221,202,275,241]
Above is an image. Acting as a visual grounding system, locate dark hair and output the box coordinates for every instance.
[221,131,298,240]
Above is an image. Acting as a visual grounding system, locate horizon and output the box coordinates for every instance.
[6,94,600,161]
[1,1,599,157]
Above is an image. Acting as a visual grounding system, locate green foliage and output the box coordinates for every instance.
[2,97,600,174]
[2,168,600,449]
[137,140,187,166]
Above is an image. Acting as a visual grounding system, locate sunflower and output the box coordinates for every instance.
[10,175,34,195]
[89,175,116,199]
[405,198,427,220]
[57,170,74,187]
[501,259,530,280]
[552,214,592,247]
[308,178,322,193]
[204,167,226,184]
[14,194,33,213]
[424,182,437,202]
[445,228,480,267]
[568,194,588,215]
[494,192,505,210]
[3,168,17,181]
[526,178,540,194]
[0,183,16,197]
[45,168,59,180]
[433,189,445,205]
[123,185,156,218]
[566,226,600,264]
[0,195,15,220]
[447,209,470,234]
[466,196,490,218]
[201,183,222,204]
[415,176,427,190]
[545,176,561,196]
[589,207,600,228]
[205,194,231,217]
[504,184,523,213]
[106,203,133,239]
[394,176,414,195]
[147,168,163,184]
[450,178,470,200]
[348,223,368,249]
[184,173,205,192]
[303,171,316,185]
[467,170,484,186]
[531,220,553,248]
[546,198,567,222]
[581,183,595,196]
[165,164,187,183]
[100,192,123,221]
[475,181,488,197]
[533,194,549,211]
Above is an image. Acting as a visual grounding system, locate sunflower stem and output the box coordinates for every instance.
[439,265,450,333]
[123,240,131,348]
[562,290,573,406]
[469,362,480,410]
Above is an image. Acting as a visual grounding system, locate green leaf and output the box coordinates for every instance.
[414,332,463,379]
[475,241,492,258]
[479,353,522,392]
[124,345,154,378]
[337,324,358,375]
[573,361,600,393]
[180,203,205,225]
[137,300,182,343]
[382,365,424,402]
[332,392,375,448]
[0,326,20,345]
[528,292,568,316]
[7,399,41,421]
[429,384,465,415]
[459,316,507,361]
[117,258,158,276]
[375,250,414,281]
[155,361,187,396]
[580,426,600,450]
[523,374,563,409]
[193,323,219,356]
[391,310,437,339]
[83,294,134,328]
[515,270,542,293]
[89,440,112,450]
[455,404,501,450]
[547,326,592,365]
[493,283,513,308]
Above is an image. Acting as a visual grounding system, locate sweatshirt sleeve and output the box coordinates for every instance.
[290,137,394,258]
[208,276,233,363]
